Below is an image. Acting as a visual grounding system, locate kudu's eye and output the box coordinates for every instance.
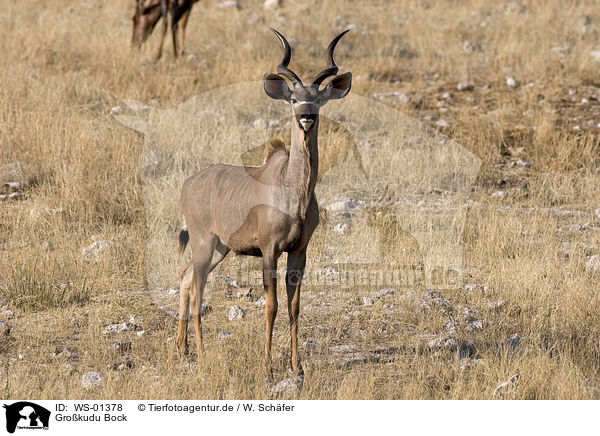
[290,98,298,104]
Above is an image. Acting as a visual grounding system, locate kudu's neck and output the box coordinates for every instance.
[285,117,319,219]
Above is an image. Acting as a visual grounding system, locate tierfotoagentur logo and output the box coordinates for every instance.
[3,402,50,433]
[112,38,481,317]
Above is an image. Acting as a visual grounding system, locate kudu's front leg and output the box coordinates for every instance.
[263,251,279,376]
[286,251,306,375]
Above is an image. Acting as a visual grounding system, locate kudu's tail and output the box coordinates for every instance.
[178,217,189,256]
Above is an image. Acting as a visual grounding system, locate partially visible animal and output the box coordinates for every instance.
[176,28,353,377]
[131,0,200,60]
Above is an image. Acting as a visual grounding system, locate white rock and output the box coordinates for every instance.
[435,119,451,128]
[493,373,520,399]
[82,240,116,262]
[4,181,26,192]
[216,1,241,9]
[586,255,600,272]
[333,223,349,234]
[457,82,475,91]
[3,310,14,319]
[466,320,486,332]
[81,371,104,389]
[372,91,411,104]
[223,276,240,288]
[263,0,281,10]
[325,197,358,214]
[362,297,374,306]
[464,283,487,293]
[270,376,303,397]
[227,305,246,321]
[255,296,266,307]
[373,288,396,299]
[253,118,268,129]
[491,190,505,197]
[0,320,11,336]
[505,2,526,14]
[463,40,481,53]
[102,321,141,334]
[505,76,517,88]
[589,50,600,62]
[218,331,233,340]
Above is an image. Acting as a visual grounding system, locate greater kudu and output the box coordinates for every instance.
[177,29,352,375]
[132,0,199,60]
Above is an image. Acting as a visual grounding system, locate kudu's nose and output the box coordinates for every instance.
[299,114,315,131]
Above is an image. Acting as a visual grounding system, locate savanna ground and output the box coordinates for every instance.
[1,0,600,400]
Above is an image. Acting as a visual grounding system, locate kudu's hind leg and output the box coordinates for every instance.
[176,260,193,354]
[176,238,229,355]
[155,0,169,60]
[177,7,191,57]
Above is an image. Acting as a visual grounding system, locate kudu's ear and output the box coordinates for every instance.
[264,73,292,101]
[321,72,352,101]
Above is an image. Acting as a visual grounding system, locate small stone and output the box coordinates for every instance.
[263,0,281,10]
[465,320,486,332]
[373,288,396,299]
[435,119,451,128]
[506,334,521,351]
[586,255,600,272]
[102,321,142,334]
[505,76,517,88]
[232,287,253,299]
[41,241,54,251]
[217,331,233,341]
[253,118,268,129]
[325,197,358,214]
[270,376,303,398]
[3,310,14,320]
[255,296,266,307]
[227,305,246,321]
[463,40,481,53]
[457,82,475,91]
[491,190,505,197]
[111,341,132,353]
[464,283,487,293]
[362,297,374,306]
[332,113,345,122]
[589,50,600,62]
[82,240,116,262]
[0,320,11,336]
[81,371,104,389]
[493,373,520,399]
[333,223,348,234]
[223,276,240,288]
[4,181,26,192]
[216,1,241,9]
[305,341,317,350]
[505,2,526,14]
[372,91,411,104]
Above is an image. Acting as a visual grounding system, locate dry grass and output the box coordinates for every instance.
[1,0,600,400]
